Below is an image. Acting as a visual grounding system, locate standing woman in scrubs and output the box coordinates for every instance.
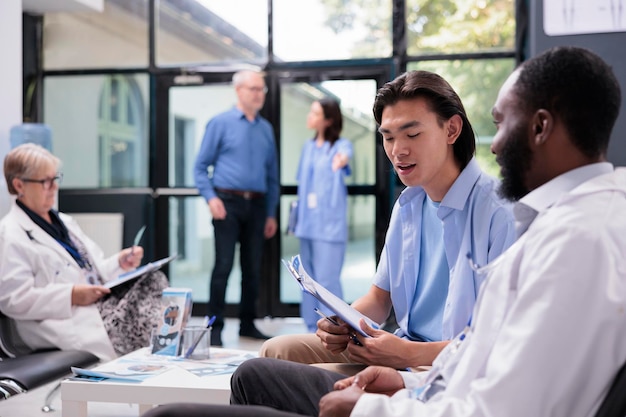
[295,98,353,332]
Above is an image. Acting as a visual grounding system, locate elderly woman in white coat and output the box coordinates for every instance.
[0,143,167,361]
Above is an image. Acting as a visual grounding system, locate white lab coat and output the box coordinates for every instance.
[352,168,626,417]
[0,202,122,361]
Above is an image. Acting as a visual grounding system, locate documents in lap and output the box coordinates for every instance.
[282,254,379,337]
[104,254,179,289]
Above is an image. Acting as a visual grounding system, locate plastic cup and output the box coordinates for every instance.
[180,326,211,360]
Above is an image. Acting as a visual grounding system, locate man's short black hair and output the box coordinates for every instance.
[373,70,476,170]
[515,46,622,159]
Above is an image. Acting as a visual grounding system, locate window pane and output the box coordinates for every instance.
[43,0,148,70]
[273,0,392,61]
[169,84,236,188]
[280,195,376,304]
[168,196,243,304]
[156,0,268,67]
[44,74,149,188]
[280,80,378,186]
[407,58,515,177]
[406,0,515,56]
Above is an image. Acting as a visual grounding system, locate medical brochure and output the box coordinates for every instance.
[151,287,193,356]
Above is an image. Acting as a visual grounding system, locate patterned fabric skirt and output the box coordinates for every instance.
[97,270,169,356]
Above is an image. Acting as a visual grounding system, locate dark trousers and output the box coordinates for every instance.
[230,358,344,414]
[141,358,345,417]
[209,192,266,330]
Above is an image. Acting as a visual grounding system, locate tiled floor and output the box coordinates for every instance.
[0,317,307,417]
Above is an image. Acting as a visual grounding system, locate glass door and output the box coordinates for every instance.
[154,66,392,318]
[154,72,241,317]
[274,68,391,317]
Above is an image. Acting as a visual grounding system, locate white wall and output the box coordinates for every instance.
[0,0,23,217]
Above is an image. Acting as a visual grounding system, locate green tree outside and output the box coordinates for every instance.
[319,0,516,177]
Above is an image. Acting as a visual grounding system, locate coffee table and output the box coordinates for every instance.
[60,347,256,417]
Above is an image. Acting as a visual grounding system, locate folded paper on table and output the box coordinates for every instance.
[71,360,170,382]
[104,254,179,289]
[71,348,257,381]
[282,254,380,337]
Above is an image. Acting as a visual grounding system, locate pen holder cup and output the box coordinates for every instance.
[180,326,211,360]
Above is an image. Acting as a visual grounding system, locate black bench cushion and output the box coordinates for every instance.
[0,349,98,390]
[0,311,33,358]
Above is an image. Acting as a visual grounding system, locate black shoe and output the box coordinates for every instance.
[239,324,271,340]
[210,329,223,347]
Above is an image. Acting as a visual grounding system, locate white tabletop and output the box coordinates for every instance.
[61,347,256,417]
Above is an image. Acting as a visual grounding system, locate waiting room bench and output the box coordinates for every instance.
[0,311,99,408]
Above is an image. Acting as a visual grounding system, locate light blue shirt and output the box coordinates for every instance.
[374,158,516,341]
[294,138,353,242]
[408,197,449,342]
[194,107,280,217]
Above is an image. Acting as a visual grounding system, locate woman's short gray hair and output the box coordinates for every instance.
[4,143,61,195]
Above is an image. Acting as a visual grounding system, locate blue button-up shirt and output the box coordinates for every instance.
[194,107,279,217]
[374,158,516,341]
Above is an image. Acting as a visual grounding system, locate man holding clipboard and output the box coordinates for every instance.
[261,70,516,374]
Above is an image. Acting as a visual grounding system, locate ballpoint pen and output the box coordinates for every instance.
[125,225,146,264]
[130,225,146,257]
[184,315,216,358]
[314,308,362,346]
[314,307,340,326]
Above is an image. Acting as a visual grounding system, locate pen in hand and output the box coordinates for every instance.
[314,308,363,346]
[314,308,340,326]
[125,225,146,264]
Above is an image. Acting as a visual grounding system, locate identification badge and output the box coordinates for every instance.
[307,193,317,209]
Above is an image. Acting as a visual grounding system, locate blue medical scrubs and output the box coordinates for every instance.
[295,137,353,331]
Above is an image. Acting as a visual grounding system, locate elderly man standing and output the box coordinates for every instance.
[194,70,279,347]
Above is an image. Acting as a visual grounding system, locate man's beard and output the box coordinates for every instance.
[496,122,533,201]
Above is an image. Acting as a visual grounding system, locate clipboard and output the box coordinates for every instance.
[104,254,179,289]
[282,255,379,337]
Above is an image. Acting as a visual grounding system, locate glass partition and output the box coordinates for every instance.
[43,0,148,70]
[44,74,150,188]
[273,0,392,61]
[406,0,515,56]
[156,0,268,67]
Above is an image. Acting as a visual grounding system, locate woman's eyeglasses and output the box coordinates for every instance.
[20,173,63,190]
